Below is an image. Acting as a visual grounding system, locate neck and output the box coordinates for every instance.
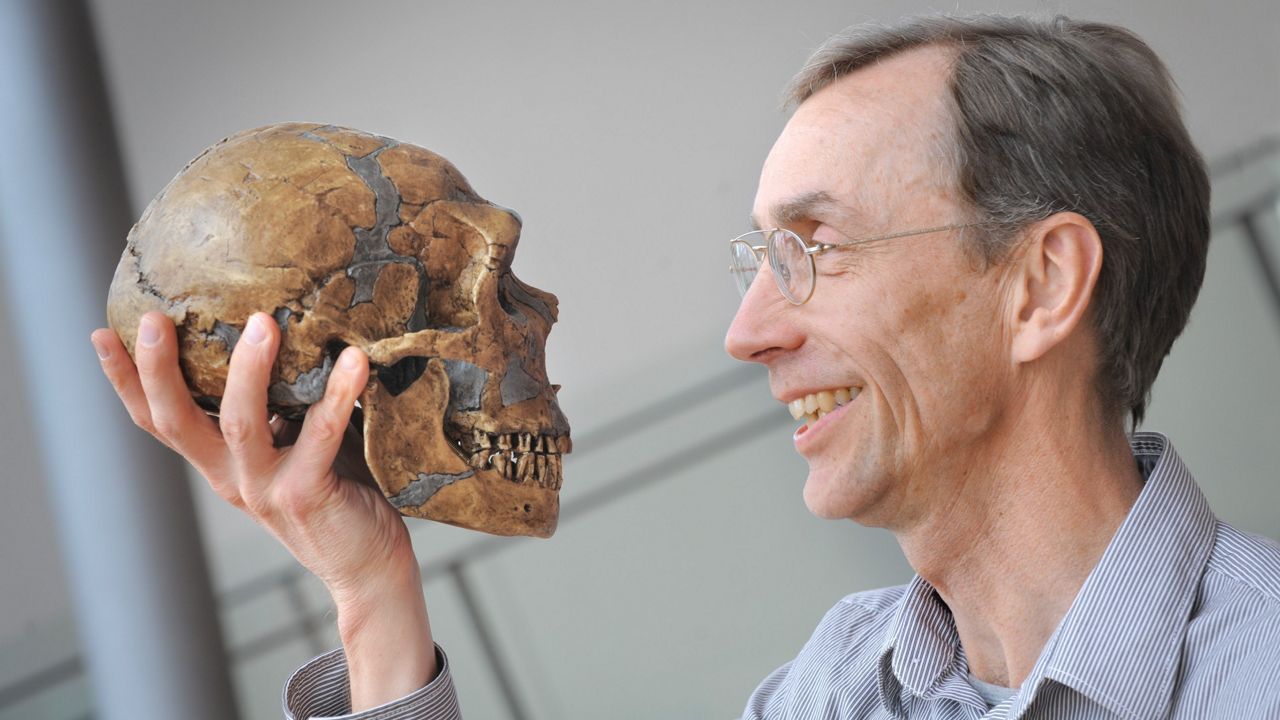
[893,393,1143,688]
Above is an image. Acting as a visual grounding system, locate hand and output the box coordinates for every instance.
[92,311,437,708]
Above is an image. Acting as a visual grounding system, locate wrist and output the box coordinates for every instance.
[332,551,438,711]
[330,539,422,624]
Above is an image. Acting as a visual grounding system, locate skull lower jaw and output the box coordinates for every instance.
[362,358,568,538]
[392,464,560,538]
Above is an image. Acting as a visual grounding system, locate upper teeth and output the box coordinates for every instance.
[455,431,569,490]
[787,387,859,423]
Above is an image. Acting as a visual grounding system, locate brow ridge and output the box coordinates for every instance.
[749,190,865,233]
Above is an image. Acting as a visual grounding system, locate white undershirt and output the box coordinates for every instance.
[967,672,1016,709]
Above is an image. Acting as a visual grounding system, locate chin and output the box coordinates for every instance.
[801,464,893,525]
[802,471,858,520]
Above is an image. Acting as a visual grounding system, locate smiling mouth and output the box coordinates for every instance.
[787,387,861,428]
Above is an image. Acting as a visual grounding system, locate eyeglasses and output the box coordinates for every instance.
[728,223,978,305]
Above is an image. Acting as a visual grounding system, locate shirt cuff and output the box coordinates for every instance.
[283,643,461,720]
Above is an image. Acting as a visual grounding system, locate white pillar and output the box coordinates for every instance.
[0,2,240,718]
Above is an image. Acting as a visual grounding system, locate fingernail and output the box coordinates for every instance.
[340,348,361,370]
[243,315,267,345]
[139,317,161,346]
[90,334,110,360]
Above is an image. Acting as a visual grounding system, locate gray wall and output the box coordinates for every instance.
[1,0,1276,717]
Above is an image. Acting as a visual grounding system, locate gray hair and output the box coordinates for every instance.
[786,15,1211,427]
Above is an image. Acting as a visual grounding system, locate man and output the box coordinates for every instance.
[91,13,1280,720]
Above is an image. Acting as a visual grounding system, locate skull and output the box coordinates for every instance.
[107,122,571,538]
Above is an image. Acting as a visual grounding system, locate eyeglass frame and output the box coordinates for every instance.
[729,222,981,305]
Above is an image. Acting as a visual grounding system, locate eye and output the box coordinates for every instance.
[813,228,869,274]
[810,221,853,247]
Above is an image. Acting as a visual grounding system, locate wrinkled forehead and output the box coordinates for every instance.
[753,47,957,232]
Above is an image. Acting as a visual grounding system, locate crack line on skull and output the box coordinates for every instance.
[344,143,430,330]
[297,125,338,146]
[127,244,180,306]
[389,470,476,508]
[297,127,431,331]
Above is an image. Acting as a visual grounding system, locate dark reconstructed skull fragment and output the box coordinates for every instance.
[107,123,571,537]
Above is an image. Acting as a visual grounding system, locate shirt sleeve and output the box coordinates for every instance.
[283,644,462,720]
[740,660,793,719]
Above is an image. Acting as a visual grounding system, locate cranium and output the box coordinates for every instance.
[107,122,570,538]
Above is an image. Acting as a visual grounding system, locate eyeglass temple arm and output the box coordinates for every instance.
[804,222,979,254]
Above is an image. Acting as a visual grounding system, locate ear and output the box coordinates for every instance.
[1007,212,1103,365]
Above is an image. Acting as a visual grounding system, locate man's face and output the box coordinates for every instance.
[725,47,1016,530]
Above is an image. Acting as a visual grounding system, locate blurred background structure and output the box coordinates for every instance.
[0,0,1276,718]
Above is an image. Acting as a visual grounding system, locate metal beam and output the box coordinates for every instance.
[0,2,239,718]
[450,563,531,720]
[1241,212,1280,331]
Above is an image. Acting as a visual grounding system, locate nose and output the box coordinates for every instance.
[724,265,803,363]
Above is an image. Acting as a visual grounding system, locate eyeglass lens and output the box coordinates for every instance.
[729,240,760,297]
[730,229,816,304]
[767,229,812,304]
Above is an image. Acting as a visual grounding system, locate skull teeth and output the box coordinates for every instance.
[547,454,562,491]
[460,431,569,490]
[493,453,510,478]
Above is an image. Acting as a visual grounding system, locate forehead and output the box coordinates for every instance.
[754,46,956,229]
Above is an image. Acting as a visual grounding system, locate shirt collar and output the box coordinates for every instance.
[876,575,984,715]
[875,432,1216,720]
[1014,432,1216,719]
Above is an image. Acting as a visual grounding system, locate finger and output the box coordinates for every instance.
[131,313,225,466]
[284,346,369,485]
[220,313,282,488]
[92,327,163,440]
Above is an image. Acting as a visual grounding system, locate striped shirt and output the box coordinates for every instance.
[284,433,1280,719]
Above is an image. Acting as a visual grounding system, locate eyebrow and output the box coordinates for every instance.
[749,190,865,233]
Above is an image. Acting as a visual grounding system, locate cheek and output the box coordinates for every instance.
[887,281,1008,426]
[886,284,966,368]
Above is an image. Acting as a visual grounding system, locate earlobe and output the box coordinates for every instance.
[1008,213,1104,365]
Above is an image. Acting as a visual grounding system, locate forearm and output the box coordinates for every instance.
[95,316,456,718]
[334,552,437,712]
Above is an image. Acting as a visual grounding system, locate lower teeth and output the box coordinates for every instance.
[464,434,564,489]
